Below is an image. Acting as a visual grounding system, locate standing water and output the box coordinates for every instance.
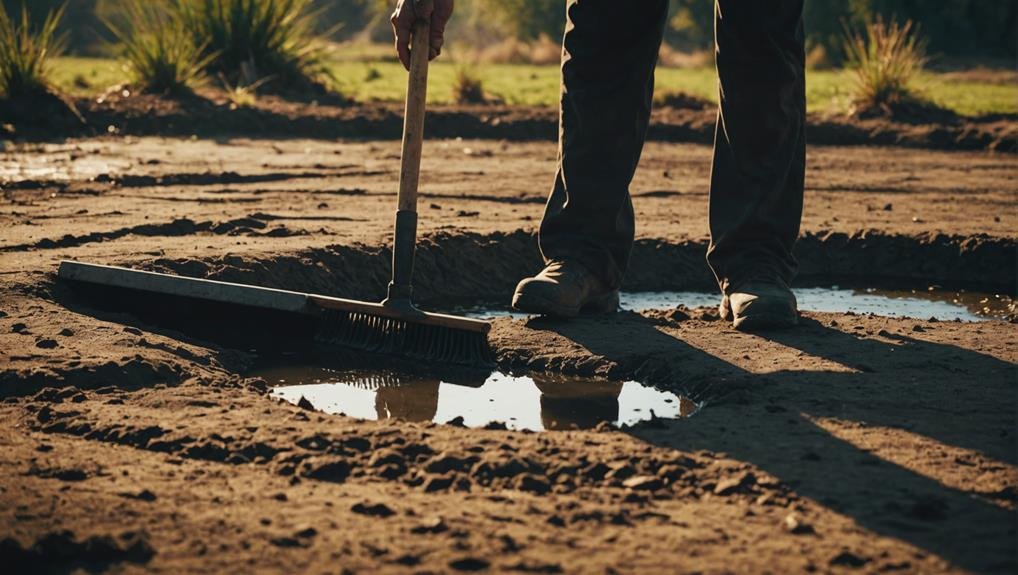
[260,366,701,432]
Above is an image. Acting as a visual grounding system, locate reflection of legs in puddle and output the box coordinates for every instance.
[532,374,623,430]
[374,380,440,422]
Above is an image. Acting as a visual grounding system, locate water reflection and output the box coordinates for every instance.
[260,366,700,432]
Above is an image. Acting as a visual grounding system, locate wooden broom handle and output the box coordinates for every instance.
[397,9,432,212]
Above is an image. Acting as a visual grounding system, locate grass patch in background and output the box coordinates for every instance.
[0,2,67,98]
[49,55,1017,118]
[178,0,333,92]
[105,0,212,96]
[451,65,487,104]
[842,17,931,116]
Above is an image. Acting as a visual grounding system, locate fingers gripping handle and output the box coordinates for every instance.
[387,9,431,304]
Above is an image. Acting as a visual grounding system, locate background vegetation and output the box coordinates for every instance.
[5,0,1015,63]
[4,0,1014,117]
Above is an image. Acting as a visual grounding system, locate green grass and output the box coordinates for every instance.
[49,56,1017,117]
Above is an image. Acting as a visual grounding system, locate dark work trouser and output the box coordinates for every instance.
[538,0,806,293]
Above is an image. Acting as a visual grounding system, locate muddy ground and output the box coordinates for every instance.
[1,133,1016,573]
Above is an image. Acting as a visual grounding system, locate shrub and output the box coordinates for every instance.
[452,65,485,104]
[0,2,67,98]
[178,0,333,92]
[105,0,213,96]
[842,17,928,115]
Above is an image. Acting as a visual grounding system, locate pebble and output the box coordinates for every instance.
[410,517,448,534]
[622,475,663,491]
[783,513,815,535]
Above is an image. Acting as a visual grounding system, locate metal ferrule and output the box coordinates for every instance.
[385,209,418,304]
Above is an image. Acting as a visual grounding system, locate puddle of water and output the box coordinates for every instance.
[461,286,1014,322]
[260,366,700,432]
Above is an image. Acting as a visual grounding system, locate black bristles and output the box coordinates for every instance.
[314,309,494,367]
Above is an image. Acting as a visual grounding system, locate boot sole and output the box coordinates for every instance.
[512,290,619,318]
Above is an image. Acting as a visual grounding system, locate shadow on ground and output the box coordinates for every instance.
[532,314,1017,573]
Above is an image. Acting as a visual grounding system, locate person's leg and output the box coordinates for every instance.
[514,0,667,317]
[707,0,806,329]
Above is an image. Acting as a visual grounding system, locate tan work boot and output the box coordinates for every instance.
[719,275,798,331]
[512,260,619,318]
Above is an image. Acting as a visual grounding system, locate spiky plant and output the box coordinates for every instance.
[0,2,67,98]
[178,0,333,91]
[452,65,485,104]
[842,17,929,114]
[105,0,214,96]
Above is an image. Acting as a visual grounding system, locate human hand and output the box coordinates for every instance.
[391,0,454,70]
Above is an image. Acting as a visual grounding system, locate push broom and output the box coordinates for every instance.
[58,1,493,366]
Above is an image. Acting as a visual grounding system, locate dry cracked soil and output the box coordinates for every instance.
[0,133,1016,574]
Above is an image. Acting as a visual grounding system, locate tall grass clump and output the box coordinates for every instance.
[0,2,67,98]
[842,17,929,116]
[179,0,333,92]
[452,65,486,104]
[105,0,213,96]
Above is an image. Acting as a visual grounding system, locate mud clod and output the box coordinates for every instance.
[514,474,551,495]
[301,458,351,483]
[351,502,396,518]
[830,551,869,568]
[450,557,491,571]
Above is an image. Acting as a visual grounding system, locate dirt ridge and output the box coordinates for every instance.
[7,95,1016,152]
[127,230,1017,306]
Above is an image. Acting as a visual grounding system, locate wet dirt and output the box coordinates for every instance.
[1,134,1016,573]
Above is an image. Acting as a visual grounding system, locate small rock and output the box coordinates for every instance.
[410,517,448,534]
[622,475,663,491]
[296,396,315,411]
[11,322,28,333]
[58,328,74,337]
[445,416,466,427]
[783,513,814,535]
[912,324,925,332]
[294,526,318,538]
[35,339,58,349]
